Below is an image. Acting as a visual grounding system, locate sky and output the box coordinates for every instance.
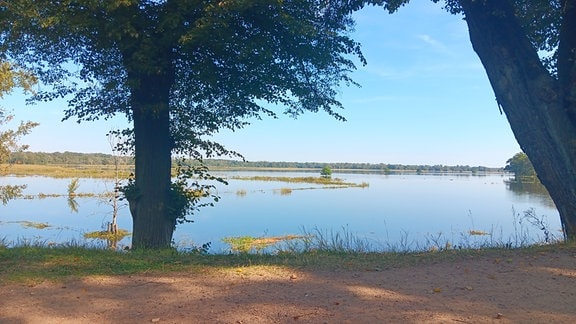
[2,2,521,168]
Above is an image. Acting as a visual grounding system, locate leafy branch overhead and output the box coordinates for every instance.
[0,0,366,248]
[0,60,38,167]
[0,58,38,204]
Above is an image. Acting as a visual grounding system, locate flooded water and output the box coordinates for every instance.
[0,171,561,252]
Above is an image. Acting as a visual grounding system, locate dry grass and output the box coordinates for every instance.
[231,175,367,187]
[3,164,134,178]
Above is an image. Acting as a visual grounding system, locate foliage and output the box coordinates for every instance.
[0,117,36,162]
[0,56,38,205]
[0,184,24,205]
[0,60,38,165]
[320,165,333,178]
[119,159,227,227]
[168,159,227,225]
[0,60,37,97]
[0,0,367,248]
[0,105,38,168]
[0,1,366,155]
[505,152,537,181]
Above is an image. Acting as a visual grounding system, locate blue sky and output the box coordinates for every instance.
[2,2,520,167]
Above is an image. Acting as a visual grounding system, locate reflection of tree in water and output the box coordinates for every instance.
[67,196,79,213]
[505,179,556,208]
[0,185,25,205]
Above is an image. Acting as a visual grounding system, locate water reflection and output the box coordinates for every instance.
[505,179,555,208]
[67,196,79,213]
[0,173,563,252]
[1,185,25,205]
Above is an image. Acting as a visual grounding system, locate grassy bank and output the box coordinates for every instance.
[1,241,573,284]
[3,164,134,178]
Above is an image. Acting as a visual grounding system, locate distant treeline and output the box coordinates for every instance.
[8,151,503,173]
[204,159,502,173]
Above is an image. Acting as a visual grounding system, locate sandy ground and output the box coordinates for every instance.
[1,248,575,323]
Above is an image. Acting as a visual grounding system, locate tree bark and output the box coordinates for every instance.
[459,0,576,240]
[129,73,175,249]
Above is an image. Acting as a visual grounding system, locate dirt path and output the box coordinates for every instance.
[1,248,575,323]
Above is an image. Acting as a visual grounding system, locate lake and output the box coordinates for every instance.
[0,171,561,252]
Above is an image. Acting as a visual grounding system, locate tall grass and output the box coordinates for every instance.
[293,226,373,253]
[275,208,563,255]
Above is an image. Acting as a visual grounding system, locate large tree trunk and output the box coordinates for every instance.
[128,73,175,249]
[459,0,576,241]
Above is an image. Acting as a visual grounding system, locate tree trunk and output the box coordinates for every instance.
[459,0,576,241]
[129,73,175,249]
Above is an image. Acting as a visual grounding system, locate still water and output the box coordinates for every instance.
[0,171,561,252]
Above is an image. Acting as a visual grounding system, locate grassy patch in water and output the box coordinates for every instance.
[232,175,368,188]
[5,221,51,229]
[469,230,490,236]
[83,229,131,241]
[277,188,293,195]
[222,235,308,253]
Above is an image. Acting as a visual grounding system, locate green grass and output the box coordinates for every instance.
[1,240,573,284]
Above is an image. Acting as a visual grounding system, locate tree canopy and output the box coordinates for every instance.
[505,152,537,181]
[0,0,365,248]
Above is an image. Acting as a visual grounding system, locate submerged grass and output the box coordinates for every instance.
[83,229,131,241]
[222,235,306,253]
[4,221,51,229]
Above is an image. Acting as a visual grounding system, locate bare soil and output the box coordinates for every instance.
[1,248,575,323]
